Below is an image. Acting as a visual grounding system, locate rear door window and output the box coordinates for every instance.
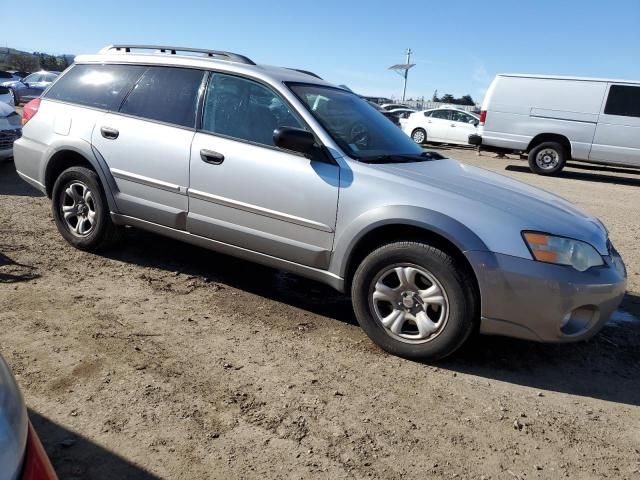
[604,85,640,118]
[45,64,146,110]
[119,66,205,128]
[430,110,451,120]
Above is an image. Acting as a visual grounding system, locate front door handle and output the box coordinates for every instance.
[100,126,119,140]
[200,149,225,165]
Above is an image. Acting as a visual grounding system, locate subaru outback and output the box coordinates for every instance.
[13,45,627,360]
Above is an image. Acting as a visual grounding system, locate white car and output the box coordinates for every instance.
[403,107,479,146]
[0,102,22,160]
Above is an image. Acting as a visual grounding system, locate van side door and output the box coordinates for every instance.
[187,73,339,269]
[590,83,640,166]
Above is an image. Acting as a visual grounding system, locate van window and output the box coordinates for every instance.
[119,67,205,128]
[201,73,304,147]
[45,64,146,110]
[604,85,640,118]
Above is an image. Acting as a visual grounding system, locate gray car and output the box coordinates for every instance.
[13,45,627,360]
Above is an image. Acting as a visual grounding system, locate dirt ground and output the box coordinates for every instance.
[1,144,639,480]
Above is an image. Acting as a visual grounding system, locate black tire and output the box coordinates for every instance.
[51,166,122,251]
[528,141,566,175]
[411,128,427,145]
[351,242,478,361]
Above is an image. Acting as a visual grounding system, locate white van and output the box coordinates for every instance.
[469,74,640,175]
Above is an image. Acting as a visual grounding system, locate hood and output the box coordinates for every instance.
[368,158,609,255]
[0,102,16,117]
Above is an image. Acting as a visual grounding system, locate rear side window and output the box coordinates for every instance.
[430,110,451,120]
[119,67,205,128]
[604,85,640,118]
[45,64,146,110]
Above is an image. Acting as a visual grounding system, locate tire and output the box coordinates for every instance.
[351,242,478,361]
[528,141,566,175]
[411,128,427,145]
[51,166,122,251]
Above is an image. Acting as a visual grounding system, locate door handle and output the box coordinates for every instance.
[100,126,119,140]
[450,124,457,127]
[200,149,225,165]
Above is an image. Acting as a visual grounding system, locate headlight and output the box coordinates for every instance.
[0,356,28,480]
[522,232,604,272]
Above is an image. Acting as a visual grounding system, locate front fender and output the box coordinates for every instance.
[330,205,489,280]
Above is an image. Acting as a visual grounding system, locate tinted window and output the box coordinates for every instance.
[430,110,450,120]
[120,67,204,128]
[202,73,304,146]
[0,72,13,79]
[45,64,146,110]
[604,85,640,118]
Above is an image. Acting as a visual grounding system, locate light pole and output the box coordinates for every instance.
[389,48,415,103]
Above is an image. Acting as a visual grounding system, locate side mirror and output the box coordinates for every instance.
[273,127,317,155]
[473,121,479,127]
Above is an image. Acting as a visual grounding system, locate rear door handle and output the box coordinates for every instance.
[100,126,119,140]
[200,149,225,165]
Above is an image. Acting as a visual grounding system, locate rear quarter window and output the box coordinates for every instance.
[604,85,640,118]
[45,64,147,110]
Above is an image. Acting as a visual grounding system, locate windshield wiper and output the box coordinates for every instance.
[359,151,445,164]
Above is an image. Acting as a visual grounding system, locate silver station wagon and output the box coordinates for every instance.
[13,45,627,360]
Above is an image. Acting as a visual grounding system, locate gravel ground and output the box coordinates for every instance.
[1,144,639,480]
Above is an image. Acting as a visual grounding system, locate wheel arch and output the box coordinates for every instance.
[43,145,119,213]
[526,133,572,158]
[332,206,487,298]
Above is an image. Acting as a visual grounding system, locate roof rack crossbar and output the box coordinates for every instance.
[99,44,256,65]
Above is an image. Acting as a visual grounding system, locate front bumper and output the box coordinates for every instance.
[467,250,627,342]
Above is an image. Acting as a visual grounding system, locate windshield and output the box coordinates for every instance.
[289,83,423,161]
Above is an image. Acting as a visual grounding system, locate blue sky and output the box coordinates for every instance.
[3,0,639,102]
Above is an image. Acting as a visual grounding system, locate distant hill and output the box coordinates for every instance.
[0,47,75,72]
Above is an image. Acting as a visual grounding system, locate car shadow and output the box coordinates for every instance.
[105,228,640,406]
[0,252,40,283]
[29,410,160,480]
[505,162,640,187]
[0,160,44,197]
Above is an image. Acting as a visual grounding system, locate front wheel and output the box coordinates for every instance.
[51,166,122,251]
[528,142,566,175]
[411,128,427,144]
[351,242,478,361]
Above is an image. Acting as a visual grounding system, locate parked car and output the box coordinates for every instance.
[0,102,22,161]
[0,71,59,106]
[387,107,416,119]
[0,354,58,480]
[0,71,24,82]
[14,45,627,360]
[470,74,640,175]
[8,71,30,79]
[381,103,410,111]
[0,86,15,106]
[365,100,401,126]
[404,106,479,146]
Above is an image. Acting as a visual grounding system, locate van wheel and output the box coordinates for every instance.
[411,128,427,144]
[51,166,123,251]
[351,242,477,361]
[528,142,566,175]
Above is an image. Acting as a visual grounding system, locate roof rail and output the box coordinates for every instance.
[287,68,323,80]
[99,44,256,65]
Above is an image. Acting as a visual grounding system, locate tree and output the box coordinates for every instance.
[459,94,475,106]
[7,53,38,72]
[440,93,455,103]
[432,90,439,102]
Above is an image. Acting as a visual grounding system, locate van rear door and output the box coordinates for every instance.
[590,83,640,166]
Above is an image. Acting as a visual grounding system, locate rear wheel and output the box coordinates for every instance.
[51,166,122,251]
[528,141,566,175]
[411,128,427,145]
[351,242,477,361]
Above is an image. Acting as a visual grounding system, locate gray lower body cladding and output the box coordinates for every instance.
[467,250,627,342]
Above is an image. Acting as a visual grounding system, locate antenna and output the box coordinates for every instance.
[388,48,415,103]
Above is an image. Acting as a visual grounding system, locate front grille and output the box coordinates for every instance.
[0,129,21,150]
